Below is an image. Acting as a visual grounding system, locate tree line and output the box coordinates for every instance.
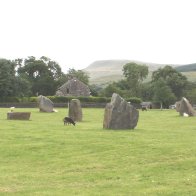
[0,56,89,97]
[0,56,195,107]
[98,63,196,107]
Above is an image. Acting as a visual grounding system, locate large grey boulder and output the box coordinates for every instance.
[103,93,139,129]
[68,99,82,121]
[176,97,196,116]
[37,95,54,112]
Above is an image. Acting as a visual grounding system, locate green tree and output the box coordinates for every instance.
[123,63,148,96]
[0,58,32,98]
[0,59,16,97]
[184,81,196,104]
[67,68,89,85]
[17,56,64,96]
[153,79,176,109]
[115,79,130,91]
[100,83,122,97]
[140,82,154,101]
[40,56,63,80]
[12,77,32,97]
[152,65,188,98]
[89,84,102,96]
[187,88,196,104]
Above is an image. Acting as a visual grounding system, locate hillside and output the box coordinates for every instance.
[83,60,128,84]
[83,60,177,84]
[175,63,196,72]
[83,60,196,84]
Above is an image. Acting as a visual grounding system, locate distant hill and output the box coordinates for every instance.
[84,60,130,83]
[83,60,175,84]
[175,63,196,72]
[83,60,196,84]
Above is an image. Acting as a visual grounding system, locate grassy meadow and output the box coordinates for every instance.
[0,107,196,195]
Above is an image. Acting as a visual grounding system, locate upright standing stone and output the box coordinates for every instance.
[103,93,139,130]
[37,95,54,112]
[175,101,181,112]
[176,97,196,116]
[68,99,82,121]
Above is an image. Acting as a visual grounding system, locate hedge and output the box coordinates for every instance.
[0,96,142,104]
[126,97,142,104]
[46,96,111,103]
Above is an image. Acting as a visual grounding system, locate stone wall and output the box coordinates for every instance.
[0,102,142,108]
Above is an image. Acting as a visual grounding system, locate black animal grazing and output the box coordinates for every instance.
[63,117,76,126]
[142,106,147,111]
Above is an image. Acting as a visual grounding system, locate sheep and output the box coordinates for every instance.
[183,113,189,117]
[10,107,15,112]
[63,117,76,126]
[141,106,147,111]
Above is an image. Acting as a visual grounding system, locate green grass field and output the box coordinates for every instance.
[0,108,196,195]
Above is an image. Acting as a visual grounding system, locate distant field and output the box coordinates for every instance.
[89,74,124,85]
[0,108,196,195]
[181,71,196,82]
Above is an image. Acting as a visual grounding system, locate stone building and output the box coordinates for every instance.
[56,78,90,97]
[141,102,153,109]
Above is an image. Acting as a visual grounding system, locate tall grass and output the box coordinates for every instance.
[0,108,196,195]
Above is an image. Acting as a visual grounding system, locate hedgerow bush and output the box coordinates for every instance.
[47,96,111,103]
[47,96,75,103]
[0,97,20,103]
[126,97,142,104]
[0,96,142,104]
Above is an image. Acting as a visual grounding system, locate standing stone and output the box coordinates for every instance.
[175,101,181,112]
[7,112,31,120]
[103,93,139,129]
[176,97,196,116]
[37,95,54,112]
[68,99,82,121]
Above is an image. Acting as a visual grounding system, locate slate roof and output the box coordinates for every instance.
[56,78,90,97]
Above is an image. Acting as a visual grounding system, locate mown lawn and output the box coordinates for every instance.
[0,108,196,195]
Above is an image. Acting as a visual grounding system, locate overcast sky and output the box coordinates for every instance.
[0,0,196,72]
